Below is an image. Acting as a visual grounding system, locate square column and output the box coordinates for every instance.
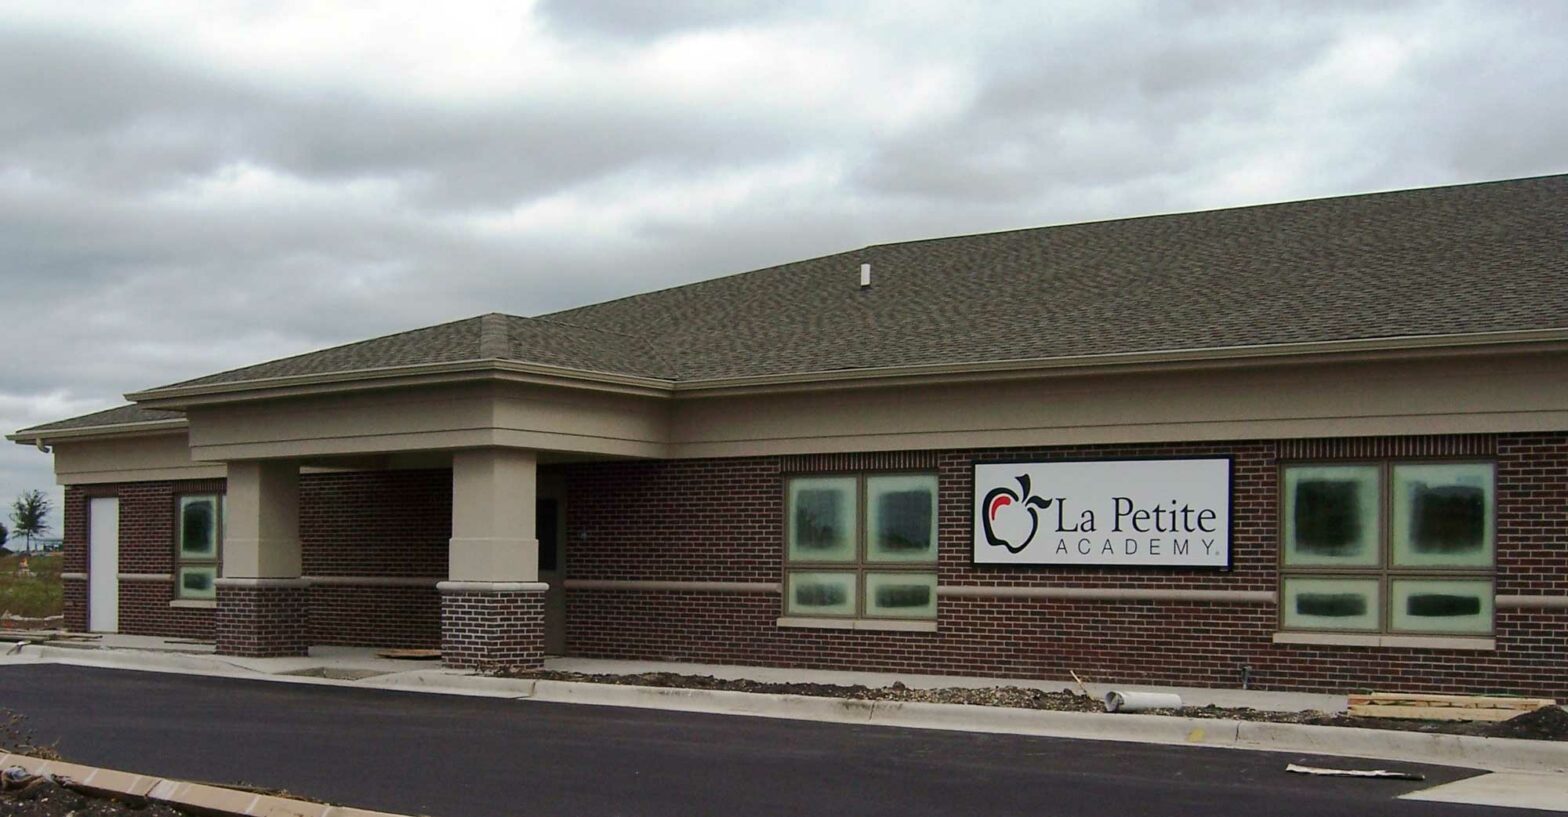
[440,448,546,671]
[215,459,309,658]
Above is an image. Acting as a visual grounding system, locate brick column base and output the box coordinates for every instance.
[215,578,310,657]
[439,581,547,671]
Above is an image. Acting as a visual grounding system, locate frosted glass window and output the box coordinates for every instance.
[178,566,218,600]
[1392,463,1494,568]
[1391,579,1493,634]
[1283,465,1380,566]
[866,475,938,563]
[864,572,937,619]
[786,477,857,562]
[786,572,857,617]
[179,496,218,558]
[1281,577,1380,631]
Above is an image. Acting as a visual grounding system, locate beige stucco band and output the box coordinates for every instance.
[301,576,444,588]
[213,577,310,589]
[562,579,781,594]
[437,581,549,594]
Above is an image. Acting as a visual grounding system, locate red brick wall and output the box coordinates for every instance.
[60,479,221,639]
[563,434,1568,698]
[441,587,545,670]
[300,469,448,648]
[61,469,449,647]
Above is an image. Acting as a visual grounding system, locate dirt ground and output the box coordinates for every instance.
[506,669,1568,741]
[0,779,187,817]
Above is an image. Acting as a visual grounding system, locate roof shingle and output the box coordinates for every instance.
[31,173,1568,435]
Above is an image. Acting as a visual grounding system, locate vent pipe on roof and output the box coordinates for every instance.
[860,263,872,289]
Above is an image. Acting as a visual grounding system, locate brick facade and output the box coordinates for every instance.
[214,580,310,657]
[58,432,1568,695]
[562,433,1568,698]
[300,469,448,649]
[440,586,546,670]
[61,469,449,647]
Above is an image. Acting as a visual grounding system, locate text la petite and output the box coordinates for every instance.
[1046,497,1219,534]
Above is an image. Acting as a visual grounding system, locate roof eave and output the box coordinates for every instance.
[127,358,678,409]
[7,418,190,446]
[26,326,1567,443]
[671,327,1568,396]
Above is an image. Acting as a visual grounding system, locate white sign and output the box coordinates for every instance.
[973,459,1231,567]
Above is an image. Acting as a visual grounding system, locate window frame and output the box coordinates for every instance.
[172,490,225,600]
[1276,458,1495,636]
[782,471,939,621]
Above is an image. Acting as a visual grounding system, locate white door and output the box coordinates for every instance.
[88,497,119,633]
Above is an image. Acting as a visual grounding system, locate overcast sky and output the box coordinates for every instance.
[2,0,1566,534]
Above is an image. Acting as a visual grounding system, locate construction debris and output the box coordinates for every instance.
[1285,763,1425,781]
[375,648,442,660]
[1348,693,1557,722]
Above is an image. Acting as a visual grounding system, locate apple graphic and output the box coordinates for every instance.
[981,475,1053,554]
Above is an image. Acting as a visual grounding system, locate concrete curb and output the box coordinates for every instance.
[7,644,1566,774]
[0,752,409,817]
[517,680,1568,773]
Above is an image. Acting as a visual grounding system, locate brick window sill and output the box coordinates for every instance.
[776,616,937,633]
[169,600,217,609]
[1272,631,1494,651]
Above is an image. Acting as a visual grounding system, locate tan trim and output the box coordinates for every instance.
[1272,632,1496,650]
[563,579,782,594]
[7,418,187,445]
[56,465,228,485]
[301,575,443,588]
[775,616,938,632]
[128,359,674,407]
[117,573,173,582]
[212,577,310,589]
[168,599,215,609]
[61,572,88,581]
[1497,594,1568,609]
[937,586,1276,603]
[436,580,549,593]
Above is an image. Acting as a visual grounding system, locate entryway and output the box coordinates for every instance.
[88,496,119,633]
[538,487,567,655]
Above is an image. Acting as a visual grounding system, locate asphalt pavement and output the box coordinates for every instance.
[0,664,1549,817]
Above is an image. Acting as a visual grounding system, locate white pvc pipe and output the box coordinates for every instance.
[1104,691,1183,713]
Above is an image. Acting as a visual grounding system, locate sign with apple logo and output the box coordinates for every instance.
[973,458,1232,567]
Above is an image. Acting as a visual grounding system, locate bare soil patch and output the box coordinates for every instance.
[502,669,1568,741]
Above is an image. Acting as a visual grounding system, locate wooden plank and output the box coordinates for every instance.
[1348,704,1525,722]
[1348,694,1555,710]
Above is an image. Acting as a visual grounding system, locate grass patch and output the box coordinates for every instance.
[0,553,63,619]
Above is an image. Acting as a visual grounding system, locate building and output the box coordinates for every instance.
[11,174,1568,697]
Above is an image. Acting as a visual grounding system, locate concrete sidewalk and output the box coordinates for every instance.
[7,632,1343,712]
[4,632,1565,780]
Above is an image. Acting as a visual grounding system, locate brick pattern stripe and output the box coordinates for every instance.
[215,584,309,658]
[1278,434,1498,460]
[441,589,545,671]
[780,451,938,473]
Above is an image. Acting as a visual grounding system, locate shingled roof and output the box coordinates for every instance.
[18,173,1568,435]
[18,404,184,434]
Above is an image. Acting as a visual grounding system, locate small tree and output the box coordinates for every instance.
[0,520,8,547]
[10,491,51,553]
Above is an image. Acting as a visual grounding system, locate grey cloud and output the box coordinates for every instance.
[535,0,817,40]
[3,0,1568,513]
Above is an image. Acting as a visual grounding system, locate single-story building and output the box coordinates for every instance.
[11,174,1568,697]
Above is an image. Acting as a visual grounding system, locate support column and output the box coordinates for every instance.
[215,459,308,658]
[439,448,546,671]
